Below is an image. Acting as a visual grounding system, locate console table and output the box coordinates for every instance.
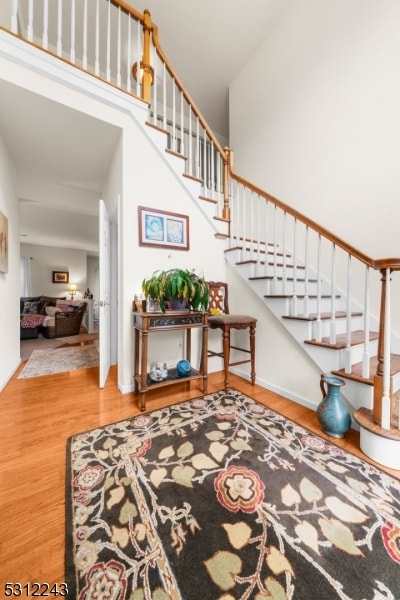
[133,309,208,411]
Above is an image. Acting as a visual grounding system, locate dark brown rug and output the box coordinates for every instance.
[65,389,400,599]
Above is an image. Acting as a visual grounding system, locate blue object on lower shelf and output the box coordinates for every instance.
[176,359,191,377]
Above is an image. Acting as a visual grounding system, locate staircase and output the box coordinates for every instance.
[2,0,399,470]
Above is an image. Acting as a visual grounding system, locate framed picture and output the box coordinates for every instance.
[0,210,8,274]
[52,270,69,283]
[138,206,189,250]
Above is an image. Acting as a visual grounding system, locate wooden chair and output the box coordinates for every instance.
[207,281,257,390]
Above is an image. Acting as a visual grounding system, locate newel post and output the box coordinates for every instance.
[132,9,154,104]
[141,10,153,104]
[373,267,392,428]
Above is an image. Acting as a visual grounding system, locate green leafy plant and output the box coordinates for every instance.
[141,268,209,313]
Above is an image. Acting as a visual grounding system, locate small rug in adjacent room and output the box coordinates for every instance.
[65,389,400,600]
[19,344,99,378]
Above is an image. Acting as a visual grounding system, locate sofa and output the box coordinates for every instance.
[20,296,87,339]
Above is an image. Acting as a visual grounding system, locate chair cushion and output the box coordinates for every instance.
[208,314,257,327]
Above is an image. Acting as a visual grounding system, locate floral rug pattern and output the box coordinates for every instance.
[19,344,99,378]
[66,390,400,599]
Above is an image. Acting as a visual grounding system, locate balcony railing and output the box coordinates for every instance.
[2,0,400,444]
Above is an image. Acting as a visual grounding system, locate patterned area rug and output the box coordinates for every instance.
[19,344,99,378]
[65,390,400,599]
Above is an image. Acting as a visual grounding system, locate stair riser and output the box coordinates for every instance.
[391,371,400,392]
[247,278,333,298]
[359,429,400,470]
[339,379,373,411]
[283,315,365,341]
[262,295,348,316]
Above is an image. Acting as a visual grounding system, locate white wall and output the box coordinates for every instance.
[230,0,400,257]
[228,0,400,407]
[20,243,88,299]
[0,134,20,390]
[118,116,228,393]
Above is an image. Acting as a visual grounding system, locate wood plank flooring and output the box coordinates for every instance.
[0,362,398,592]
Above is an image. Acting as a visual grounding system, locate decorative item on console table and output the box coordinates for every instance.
[141,268,209,313]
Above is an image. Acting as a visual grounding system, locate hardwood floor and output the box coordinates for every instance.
[0,363,398,592]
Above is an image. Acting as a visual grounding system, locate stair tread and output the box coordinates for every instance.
[354,407,400,441]
[332,354,400,385]
[283,311,363,321]
[226,246,290,258]
[250,274,312,281]
[304,329,378,349]
[264,294,340,299]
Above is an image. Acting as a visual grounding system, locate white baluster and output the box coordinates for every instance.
[135,20,141,98]
[211,140,215,195]
[106,0,111,81]
[272,206,278,296]
[381,267,391,429]
[172,82,176,151]
[329,243,336,343]
[27,0,33,42]
[256,194,262,273]
[241,185,246,262]
[152,48,158,123]
[11,0,18,33]
[282,211,287,295]
[162,63,167,129]
[82,0,88,70]
[116,7,121,87]
[125,16,131,92]
[362,266,370,378]
[42,0,48,49]
[291,218,298,317]
[57,0,62,56]
[95,0,100,76]
[187,103,192,175]
[303,225,309,316]
[70,0,76,63]
[344,254,352,373]
[314,233,322,339]
[180,90,184,155]
[202,127,206,186]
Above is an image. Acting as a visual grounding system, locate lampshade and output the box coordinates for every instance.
[67,284,77,299]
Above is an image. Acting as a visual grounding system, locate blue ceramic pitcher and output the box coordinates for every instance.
[317,374,351,438]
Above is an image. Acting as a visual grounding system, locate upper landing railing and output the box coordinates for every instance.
[3,0,400,437]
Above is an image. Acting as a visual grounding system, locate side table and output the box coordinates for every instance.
[133,308,208,411]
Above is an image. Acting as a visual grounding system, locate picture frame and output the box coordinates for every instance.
[52,270,69,284]
[0,210,8,274]
[138,206,189,250]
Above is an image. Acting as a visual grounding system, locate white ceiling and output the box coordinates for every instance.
[0,0,292,252]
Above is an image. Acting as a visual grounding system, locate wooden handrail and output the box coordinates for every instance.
[229,168,400,273]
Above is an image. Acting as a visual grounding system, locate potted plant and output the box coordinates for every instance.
[141,268,209,313]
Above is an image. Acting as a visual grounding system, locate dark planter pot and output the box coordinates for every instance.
[169,297,187,310]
